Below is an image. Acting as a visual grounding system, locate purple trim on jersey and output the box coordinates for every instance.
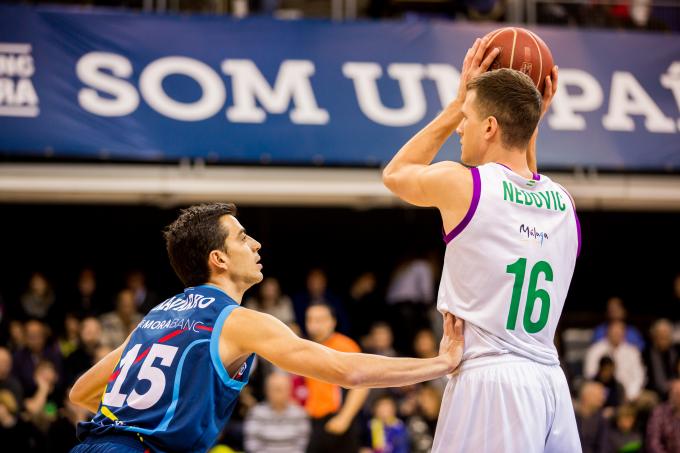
[575,210,582,257]
[443,167,481,244]
[495,162,540,181]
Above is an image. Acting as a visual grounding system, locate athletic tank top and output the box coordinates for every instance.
[77,284,254,452]
[437,163,580,365]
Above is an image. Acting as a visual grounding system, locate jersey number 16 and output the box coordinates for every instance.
[505,258,553,334]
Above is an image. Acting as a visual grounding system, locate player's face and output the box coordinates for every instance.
[220,215,263,286]
[457,90,488,166]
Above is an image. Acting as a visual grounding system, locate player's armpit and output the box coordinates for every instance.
[383,160,473,211]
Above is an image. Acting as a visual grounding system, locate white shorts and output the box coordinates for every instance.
[432,354,582,453]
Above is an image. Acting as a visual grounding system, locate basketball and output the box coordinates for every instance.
[483,27,554,94]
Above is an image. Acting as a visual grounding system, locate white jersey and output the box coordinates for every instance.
[437,162,580,366]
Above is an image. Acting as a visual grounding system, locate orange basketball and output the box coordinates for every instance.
[482,27,554,94]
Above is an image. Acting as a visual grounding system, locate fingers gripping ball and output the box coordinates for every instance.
[482,27,554,94]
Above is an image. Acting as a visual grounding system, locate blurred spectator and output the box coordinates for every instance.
[8,319,25,352]
[412,329,446,393]
[346,272,382,340]
[608,404,642,453]
[0,389,31,450]
[20,272,56,323]
[386,257,434,354]
[304,303,368,453]
[367,394,409,453]
[125,270,159,314]
[23,360,59,433]
[575,381,609,453]
[245,277,296,326]
[66,268,105,318]
[364,322,396,357]
[57,313,80,359]
[48,386,91,453]
[644,319,678,399]
[244,372,310,453]
[64,317,102,386]
[593,356,627,411]
[0,346,24,407]
[12,319,62,396]
[292,268,350,336]
[584,320,646,400]
[94,345,113,364]
[405,385,441,453]
[646,379,680,453]
[100,289,142,349]
[592,297,645,350]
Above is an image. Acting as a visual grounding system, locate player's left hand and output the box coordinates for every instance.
[540,65,558,119]
[325,413,351,434]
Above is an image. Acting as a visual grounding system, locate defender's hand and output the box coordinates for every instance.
[456,37,500,105]
[325,413,351,434]
[439,313,465,372]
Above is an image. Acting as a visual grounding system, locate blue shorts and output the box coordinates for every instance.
[70,434,148,453]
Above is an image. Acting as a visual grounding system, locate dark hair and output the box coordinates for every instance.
[466,68,541,149]
[306,302,336,320]
[164,203,237,287]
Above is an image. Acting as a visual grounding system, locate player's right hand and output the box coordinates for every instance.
[439,312,465,372]
[455,37,500,105]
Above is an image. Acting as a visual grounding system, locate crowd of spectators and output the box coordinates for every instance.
[1,261,680,452]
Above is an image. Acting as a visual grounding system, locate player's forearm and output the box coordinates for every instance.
[345,353,453,388]
[383,100,463,177]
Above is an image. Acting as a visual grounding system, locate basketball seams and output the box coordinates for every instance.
[525,31,543,87]
[509,28,518,69]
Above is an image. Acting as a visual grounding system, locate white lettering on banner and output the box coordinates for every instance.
[342,62,427,126]
[0,43,38,117]
[602,71,676,133]
[73,52,679,134]
[139,56,225,121]
[547,69,603,131]
[222,59,328,124]
[659,62,680,130]
[77,52,139,117]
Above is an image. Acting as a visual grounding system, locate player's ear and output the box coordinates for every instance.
[484,116,498,140]
[208,249,229,273]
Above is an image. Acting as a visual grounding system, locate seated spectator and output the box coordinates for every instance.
[594,356,627,411]
[646,379,680,453]
[608,404,642,453]
[364,322,396,357]
[12,319,62,396]
[0,346,23,407]
[584,320,646,401]
[64,317,102,386]
[405,385,441,453]
[245,277,295,326]
[592,297,645,350]
[346,271,381,340]
[575,381,609,453]
[7,320,25,352]
[66,268,106,318]
[100,289,142,349]
[292,268,350,336]
[20,272,56,323]
[244,372,310,453]
[23,360,59,434]
[367,394,409,453]
[125,270,159,314]
[57,313,81,359]
[644,318,679,399]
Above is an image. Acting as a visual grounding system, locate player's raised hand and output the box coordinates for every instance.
[540,65,558,118]
[439,312,465,372]
[455,37,500,105]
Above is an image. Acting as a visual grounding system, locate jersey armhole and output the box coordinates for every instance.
[210,304,249,391]
[556,183,581,258]
[442,166,481,244]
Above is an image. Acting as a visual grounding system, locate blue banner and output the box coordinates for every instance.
[0,5,679,170]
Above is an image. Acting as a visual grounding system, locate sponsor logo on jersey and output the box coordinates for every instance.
[137,317,208,333]
[519,224,549,245]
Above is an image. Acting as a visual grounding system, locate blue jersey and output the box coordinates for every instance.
[78,284,254,453]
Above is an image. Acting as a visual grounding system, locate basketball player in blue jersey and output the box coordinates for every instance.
[69,203,465,453]
[383,37,582,452]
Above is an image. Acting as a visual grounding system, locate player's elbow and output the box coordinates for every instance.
[382,167,400,193]
[69,384,86,406]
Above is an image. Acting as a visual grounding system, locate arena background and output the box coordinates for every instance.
[0,1,679,452]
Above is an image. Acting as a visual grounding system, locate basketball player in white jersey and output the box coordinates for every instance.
[382,36,581,452]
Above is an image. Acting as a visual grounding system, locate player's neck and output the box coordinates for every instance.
[204,277,245,305]
[487,147,533,179]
